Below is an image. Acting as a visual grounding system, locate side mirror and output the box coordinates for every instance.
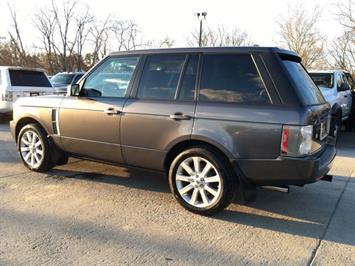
[69,84,80,96]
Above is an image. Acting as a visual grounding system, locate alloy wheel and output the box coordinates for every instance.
[20,130,44,168]
[175,156,222,208]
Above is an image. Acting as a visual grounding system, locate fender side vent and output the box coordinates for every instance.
[51,109,58,134]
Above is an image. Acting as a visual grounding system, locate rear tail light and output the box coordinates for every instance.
[281,125,315,156]
[2,92,13,102]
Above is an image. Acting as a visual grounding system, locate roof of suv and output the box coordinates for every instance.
[0,66,46,72]
[309,70,349,74]
[109,46,299,58]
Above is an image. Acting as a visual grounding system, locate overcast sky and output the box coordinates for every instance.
[0,0,345,50]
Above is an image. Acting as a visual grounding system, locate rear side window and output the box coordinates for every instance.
[137,54,185,100]
[9,70,51,87]
[199,54,270,104]
[309,73,334,89]
[282,60,325,105]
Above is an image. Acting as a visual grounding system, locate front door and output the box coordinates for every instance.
[121,54,199,170]
[58,56,141,163]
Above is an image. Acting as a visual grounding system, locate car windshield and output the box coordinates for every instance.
[282,60,325,105]
[51,74,75,85]
[309,73,334,89]
[9,70,52,87]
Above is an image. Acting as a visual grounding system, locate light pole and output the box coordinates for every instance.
[195,12,207,47]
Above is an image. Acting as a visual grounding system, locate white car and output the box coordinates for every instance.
[309,70,352,121]
[0,66,55,114]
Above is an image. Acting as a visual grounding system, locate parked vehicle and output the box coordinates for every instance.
[10,47,336,215]
[344,71,354,91]
[0,66,54,115]
[50,72,85,94]
[309,70,353,137]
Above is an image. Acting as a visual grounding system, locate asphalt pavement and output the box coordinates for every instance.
[0,116,354,265]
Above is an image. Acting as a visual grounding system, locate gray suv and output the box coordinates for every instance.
[10,47,336,215]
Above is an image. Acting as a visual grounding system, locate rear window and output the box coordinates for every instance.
[282,60,325,105]
[9,70,51,87]
[309,73,334,89]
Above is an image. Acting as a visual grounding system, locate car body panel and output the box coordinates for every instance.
[58,96,125,163]
[121,99,195,170]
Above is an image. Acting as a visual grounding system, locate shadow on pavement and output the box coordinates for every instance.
[42,165,355,247]
[0,140,19,163]
[0,206,249,264]
[47,167,170,194]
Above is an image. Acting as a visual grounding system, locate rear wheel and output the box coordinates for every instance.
[18,124,54,172]
[168,147,236,215]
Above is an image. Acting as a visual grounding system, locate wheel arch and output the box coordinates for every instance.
[15,116,49,142]
[164,138,235,174]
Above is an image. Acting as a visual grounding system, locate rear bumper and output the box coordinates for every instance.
[0,101,13,113]
[235,143,336,186]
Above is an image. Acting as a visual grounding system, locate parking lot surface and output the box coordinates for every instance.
[0,117,354,265]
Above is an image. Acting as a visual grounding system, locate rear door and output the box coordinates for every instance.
[121,54,198,170]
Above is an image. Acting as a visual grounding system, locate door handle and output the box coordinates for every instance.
[344,95,348,98]
[169,113,191,120]
[104,107,121,115]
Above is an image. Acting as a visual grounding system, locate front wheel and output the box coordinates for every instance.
[168,147,236,215]
[330,111,341,142]
[17,123,54,172]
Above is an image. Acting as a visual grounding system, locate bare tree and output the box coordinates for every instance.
[74,7,94,71]
[111,20,143,51]
[89,16,111,66]
[33,7,57,73]
[146,36,175,48]
[329,0,355,75]
[187,25,252,47]
[277,5,326,68]
[336,0,355,30]
[329,32,354,71]
[51,0,78,71]
[7,3,27,65]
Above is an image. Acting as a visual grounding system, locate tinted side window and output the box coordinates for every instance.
[83,56,139,98]
[9,70,51,87]
[178,55,198,101]
[137,55,185,100]
[200,54,270,104]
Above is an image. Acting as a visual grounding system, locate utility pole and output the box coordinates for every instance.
[195,12,207,47]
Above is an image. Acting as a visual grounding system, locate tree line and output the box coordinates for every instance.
[0,0,354,76]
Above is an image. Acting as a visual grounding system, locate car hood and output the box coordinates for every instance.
[52,83,70,88]
[14,95,65,109]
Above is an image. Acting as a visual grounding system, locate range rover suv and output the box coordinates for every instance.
[10,47,336,215]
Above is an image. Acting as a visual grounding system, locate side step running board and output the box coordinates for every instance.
[262,186,289,193]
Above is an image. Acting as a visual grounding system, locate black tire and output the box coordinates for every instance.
[17,123,54,172]
[168,146,237,215]
[330,111,341,142]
